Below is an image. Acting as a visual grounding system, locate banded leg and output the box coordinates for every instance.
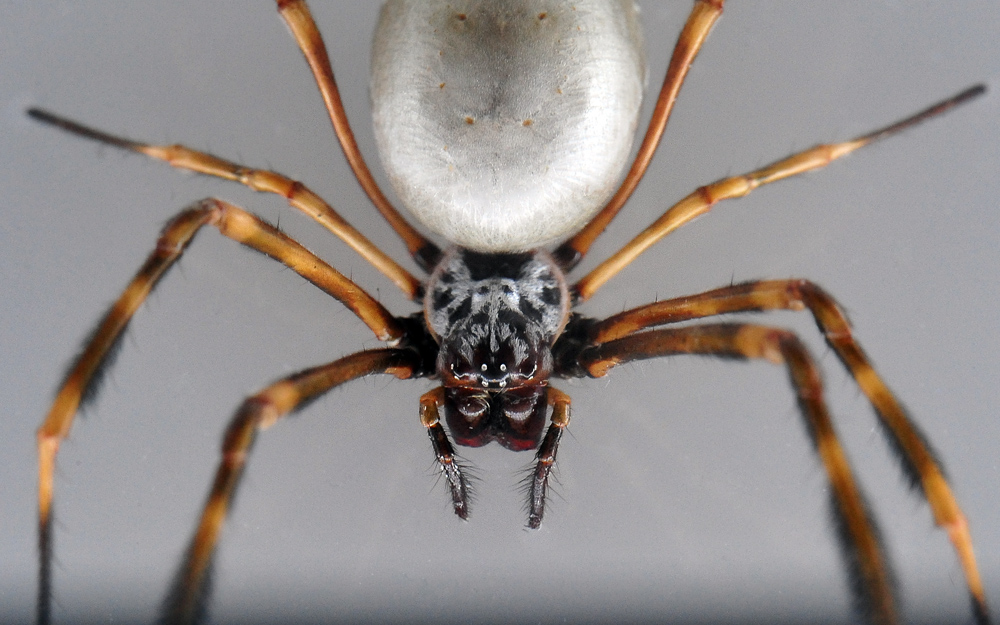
[527,387,571,529]
[161,349,421,625]
[276,0,441,270]
[26,108,423,299]
[36,198,403,625]
[574,85,987,300]
[553,0,725,270]
[587,279,990,622]
[419,387,473,519]
[580,323,899,625]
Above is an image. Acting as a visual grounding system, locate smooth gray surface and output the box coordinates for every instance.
[2,2,998,624]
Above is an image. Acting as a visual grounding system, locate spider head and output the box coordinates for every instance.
[437,314,552,451]
[425,247,568,451]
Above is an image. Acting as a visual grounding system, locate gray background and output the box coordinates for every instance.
[2,2,999,624]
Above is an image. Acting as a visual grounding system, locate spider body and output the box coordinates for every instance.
[28,1,991,624]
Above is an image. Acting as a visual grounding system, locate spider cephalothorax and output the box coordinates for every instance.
[426,248,569,450]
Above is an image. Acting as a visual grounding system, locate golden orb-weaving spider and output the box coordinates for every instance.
[28,1,991,624]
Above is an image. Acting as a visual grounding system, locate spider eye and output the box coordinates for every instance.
[440,334,550,390]
[448,356,477,381]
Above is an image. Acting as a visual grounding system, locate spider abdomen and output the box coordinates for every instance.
[372,0,646,252]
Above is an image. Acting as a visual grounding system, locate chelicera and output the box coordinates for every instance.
[30,1,990,624]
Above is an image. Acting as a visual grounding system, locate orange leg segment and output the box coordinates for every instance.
[580,323,898,625]
[587,279,989,621]
[37,198,404,625]
[574,85,986,300]
[26,108,424,299]
[160,348,420,625]
[276,0,442,270]
[554,0,725,270]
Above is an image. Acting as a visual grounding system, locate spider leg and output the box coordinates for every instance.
[573,85,986,300]
[36,198,404,625]
[160,348,421,625]
[553,0,725,271]
[579,322,899,625]
[419,388,472,519]
[586,279,991,622]
[276,0,442,271]
[26,108,423,299]
[527,387,571,529]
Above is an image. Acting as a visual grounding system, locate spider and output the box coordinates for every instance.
[27,1,991,624]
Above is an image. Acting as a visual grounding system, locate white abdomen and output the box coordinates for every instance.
[372,0,646,252]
